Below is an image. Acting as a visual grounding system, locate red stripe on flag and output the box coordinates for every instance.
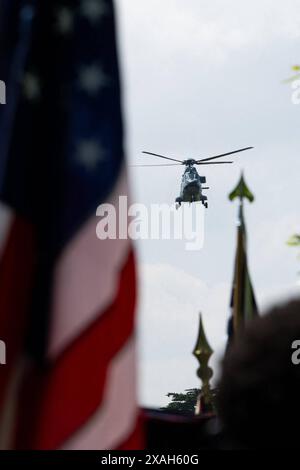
[0,216,35,408]
[117,413,145,450]
[15,250,137,449]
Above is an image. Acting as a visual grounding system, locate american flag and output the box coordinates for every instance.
[0,0,142,449]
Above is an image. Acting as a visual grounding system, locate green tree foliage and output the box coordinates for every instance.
[287,234,300,247]
[161,388,219,415]
[160,388,199,414]
[283,65,300,83]
[287,234,300,277]
[285,66,300,264]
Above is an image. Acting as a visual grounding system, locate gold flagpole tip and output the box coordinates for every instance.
[193,314,214,415]
[193,314,213,359]
[229,172,255,203]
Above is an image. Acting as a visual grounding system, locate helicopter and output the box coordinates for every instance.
[133,147,254,209]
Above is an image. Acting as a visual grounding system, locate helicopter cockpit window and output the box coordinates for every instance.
[188,168,197,179]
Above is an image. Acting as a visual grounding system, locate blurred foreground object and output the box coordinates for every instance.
[282,65,300,83]
[218,299,300,448]
[0,0,142,449]
[287,233,300,261]
[145,409,220,450]
[287,234,300,247]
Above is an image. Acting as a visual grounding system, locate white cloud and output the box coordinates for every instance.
[116,0,300,68]
[136,263,229,407]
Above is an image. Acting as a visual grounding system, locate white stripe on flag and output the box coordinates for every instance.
[0,359,28,450]
[48,169,131,358]
[61,336,138,450]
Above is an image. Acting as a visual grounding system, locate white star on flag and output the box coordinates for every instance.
[23,73,41,101]
[76,140,106,170]
[55,7,75,35]
[80,0,109,25]
[78,64,109,95]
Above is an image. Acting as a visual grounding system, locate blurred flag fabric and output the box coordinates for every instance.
[0,0,142,449]
[227,175,258,341]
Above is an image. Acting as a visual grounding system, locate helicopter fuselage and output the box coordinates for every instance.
[176,165,208,208]
[140,146,253,210]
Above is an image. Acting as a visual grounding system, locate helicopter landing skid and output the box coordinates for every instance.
[175,197,182,210]
[175,198,208,209]
[201,195,208,209]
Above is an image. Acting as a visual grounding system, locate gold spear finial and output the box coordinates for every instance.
[229,171,255,204]
[193,314,215,415]
[228,172,258,336]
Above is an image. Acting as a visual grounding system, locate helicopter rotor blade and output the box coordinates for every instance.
[196,146,253,163]
[142,151,184,163]
[131,164,182,167]
[196,161,233,165]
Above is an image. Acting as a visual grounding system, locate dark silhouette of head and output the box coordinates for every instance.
[218,299,300,448]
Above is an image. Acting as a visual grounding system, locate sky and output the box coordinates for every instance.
[115,0,300,407]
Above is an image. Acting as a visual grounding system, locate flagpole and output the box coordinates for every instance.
[228,173,257,340]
